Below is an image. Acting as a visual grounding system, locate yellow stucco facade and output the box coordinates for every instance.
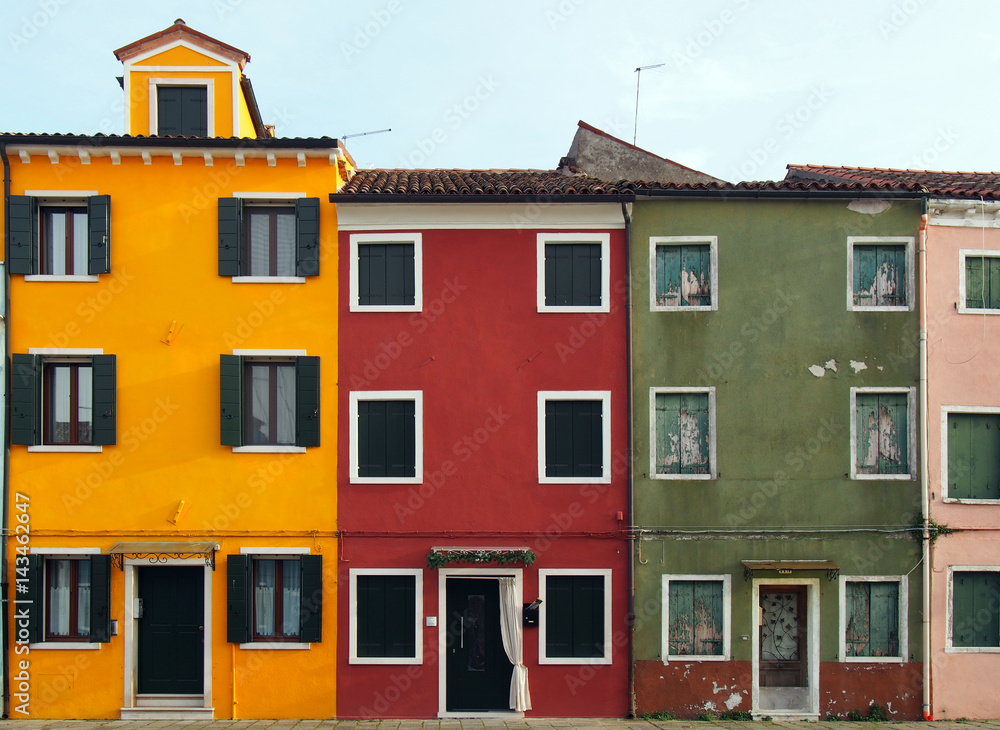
[3,21,348,720]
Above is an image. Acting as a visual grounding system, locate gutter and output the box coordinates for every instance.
[1,142,10,719]
[918,199,932,720]
[621,201,636,719]
[331,193,636,205]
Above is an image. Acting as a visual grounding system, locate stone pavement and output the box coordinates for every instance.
[5,719,1000,730]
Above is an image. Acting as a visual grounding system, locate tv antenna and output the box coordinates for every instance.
[633,64,665,145]
[340,128,391,141]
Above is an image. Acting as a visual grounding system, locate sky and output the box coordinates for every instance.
[2,0,998,183]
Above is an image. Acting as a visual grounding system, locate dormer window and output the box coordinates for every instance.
[156,84,208,136]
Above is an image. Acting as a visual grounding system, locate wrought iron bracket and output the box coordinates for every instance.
[110,551,216,571]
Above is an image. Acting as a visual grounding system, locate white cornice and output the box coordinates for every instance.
[336,202,626,229]
[928,198,1000,228]
[10,145,342,166]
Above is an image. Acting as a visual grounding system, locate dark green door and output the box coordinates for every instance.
[446,578,513,712]
[138,567,204,695]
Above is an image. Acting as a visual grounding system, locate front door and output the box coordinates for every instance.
[758,585,808,712]
[446,578,513,712]
[137,566,204,695]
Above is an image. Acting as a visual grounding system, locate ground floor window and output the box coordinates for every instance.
[662,574,730,660]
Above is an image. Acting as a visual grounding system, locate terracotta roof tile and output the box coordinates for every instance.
[338,169,640,197]
[786,164,1000,199]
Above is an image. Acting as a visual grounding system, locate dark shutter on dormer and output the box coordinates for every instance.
[8,195,37,275]
[218,198,244,276]
[87,195,111,275]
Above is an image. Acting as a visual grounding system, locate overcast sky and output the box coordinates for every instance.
[2,0,997,182]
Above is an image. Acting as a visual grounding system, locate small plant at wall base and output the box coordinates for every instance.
[846,702,890,722]
[641,710,677,721]
[426,549,536,570]
[719,710,753,721]
[695,711,716,721]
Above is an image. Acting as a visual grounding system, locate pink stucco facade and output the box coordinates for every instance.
[926,216,1000,719]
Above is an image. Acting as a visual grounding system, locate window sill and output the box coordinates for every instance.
[848,304,912,312]
[538,305,611,314]
[945,646,1000,653]
[232,445,306,454]
[231,276,306,284]
[652,473,715,480]
[538,476,611,485]
[28,445,103,453]
[663,654,727,663]
[651,305,716,313]
[30,641,100,650]
[538,655,612,666]
[957,306,1000,315]
[841,656,904,664]
[24,275,100,283]
[943,496,1000,504]
[851,473,913,481]
[349,304,422,313]
[350,476,422,485]
[239,641,310,650]
[350,655,422,665]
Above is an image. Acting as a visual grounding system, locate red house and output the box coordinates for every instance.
[332,170,632,719]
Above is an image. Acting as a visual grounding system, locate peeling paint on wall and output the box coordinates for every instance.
[725,692,743,710]
[809,364,826,377]
[825,359,838,372]
[848,199,892,215]
[851,360,868,373]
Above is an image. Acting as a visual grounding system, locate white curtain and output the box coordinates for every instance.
[498,577,531,711]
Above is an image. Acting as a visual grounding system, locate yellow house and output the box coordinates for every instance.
[2,20,349,720]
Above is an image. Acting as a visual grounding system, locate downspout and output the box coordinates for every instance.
[918,199,931,721]
[621,200,636,718]
[1,142,11,719]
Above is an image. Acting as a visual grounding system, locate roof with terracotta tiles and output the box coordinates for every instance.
[786,164,1000,199]
[336,169,637,197]
[113,19,249,67]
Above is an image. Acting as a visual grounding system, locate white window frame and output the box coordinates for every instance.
[349,232,423,312]
[941,405,1000,503]
[839,574,907,663]
[537,568,612,665]
[958,249,1000,314]
[649,386,717,480]
[846,236,915,312]
[27,347,104,453]
[29,547,102,650]
[230,192,307,284]
[349,390,424,484]
[649,235,718,312]
[23,190,100,283]
[849,387,917,480]
[238,547,311,650]
[148,77,215,138]
[537,390,612,485]
[231,348,307,454]
[946,565,1000,653]
[536,232,611,313]
[349,568,423,664]
[661,574,731,662]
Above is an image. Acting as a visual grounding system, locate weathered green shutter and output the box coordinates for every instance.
[295,356,320,447]
[25,554,43,644]
[967,256,986,309]
[669,580,722,656]
[11,354,40,445]
[856,393,908,475]
[546,575,604,658]
[295,198,320,277]
[853,245,878,305]
[227,555,251,643]
[868,581,899,657]
[855,245,905,306]
[87,195,111,275]
[949,413,1000,500]
[218,198,244,276]
[299,554,323,643]
[954,572,1000,647]
[878,246,905,305]
[89,554,112,643]
[655,245,680,305]
[8,195,38,275]
[91,355,117,446]
[681,245,711,306]
[656,393,709,475]
[989,258,1000,309]
[220,355,244,446]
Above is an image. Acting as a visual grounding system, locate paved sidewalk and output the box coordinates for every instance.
[5,720,1000,730]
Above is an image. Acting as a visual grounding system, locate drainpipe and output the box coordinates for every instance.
[621,200,636,719]
[918,199,931,721]
[1,142,11,719]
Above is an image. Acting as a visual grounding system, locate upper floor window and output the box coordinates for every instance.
[538,391,611,484]
[850,387,915,480]
[960,250,1000,313]
[537,233,610,313]
[847,236,914,311]
[944,408,1000,501]
[650,236,718,311]
[949,569,1000,650]
[651,387,716,479]
[8,194,110,279]
[156,84,208,136]
[218,196,320,281]
[349,391,423,484]
[349,233,422,312]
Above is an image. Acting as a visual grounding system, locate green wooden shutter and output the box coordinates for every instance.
[87,195,111,275]
[545,575,573,656]
[8,195,38,275]
[868,581,899,657]
[668,580,693,655]
[954,572,1000,647]
[988,258,1000,309]
[545,244,571,306]
[967,256,986,309]
[295,356,320,447]
[680,245,711,307]
[11,354,40,445]
[386,575,415,656]
[573,244,602,307]
[227,555,251,643]
[655,393,681,475]
[220,355,244,446]
[158,86,207,136]
[358,244,384,305]
[656,245,681,306]
[89,554,112,643]
[853,245,877,306]
[357,575,385,656]
[25,554,43,644]
[295,198,320,277]
[358,401,384,477]
[299,554,323,643]
[575,401,604,478]
[878,246,906,305]
[546,575,604,658]
[91,355,117,446]
[949,413,1000,500]
[882,394,908,474]
[218,198,244,276]
[386,243,415,306]
[387,401,416,478]
[545,400,572,477]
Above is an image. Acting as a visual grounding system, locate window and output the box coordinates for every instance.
[537,233,610,313]
[847,236,914,310]
[156,84,208,136]
[12,351,116,450]
[650,387,716,479]
[539,569,611,664]
[349,569,422,664]
[650,236,718,311]
[538,391,611,484]
[227,553,323,645]
[8,194,110,278]
[851,388,915,479]
[220,352,320,450]
[960,250,1000,312]
[662,575,730,661]
[349,233,422,311]
[950,570,1000,650]
[218,197,320,279]
[945,409,1000,501]
[841,577,905,661]
[349,391,423,483]
[25,553,112,646]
